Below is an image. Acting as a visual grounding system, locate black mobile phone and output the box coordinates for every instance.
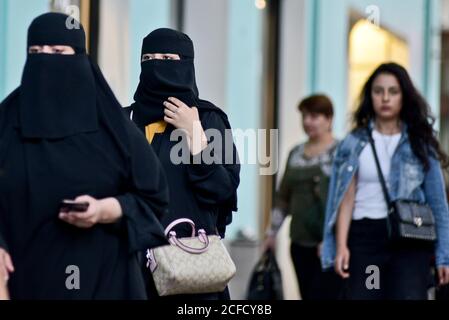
[60,200,89,213]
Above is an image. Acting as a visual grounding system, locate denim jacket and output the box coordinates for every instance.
[321,122,449,269]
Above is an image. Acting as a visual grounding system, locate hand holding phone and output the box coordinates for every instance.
[60,200,90,213]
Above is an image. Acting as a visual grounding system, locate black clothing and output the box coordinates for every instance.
[344,218,433,300]
[0,13,169,300]
[125,108,239,239]
[290,243,342,300]
[20,54,98,139]
[128,28,239,240]
[27,12,86,53]
[131,29,226,127]
[128,28,240,300]
[140,28,195,59]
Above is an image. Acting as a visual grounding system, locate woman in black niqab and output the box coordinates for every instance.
[0,13,169,300]
[126,28,240,300]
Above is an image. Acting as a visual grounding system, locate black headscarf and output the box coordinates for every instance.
[131,28,227,127]
[19,12,98,139]
[130,28,239,237]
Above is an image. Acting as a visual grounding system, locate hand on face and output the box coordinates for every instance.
[163,97,208,155]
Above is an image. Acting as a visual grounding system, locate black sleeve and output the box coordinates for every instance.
[186,111,240,207]
[115,121,169,253]
[0,233,7,251]
[0,91,18,252]
[123,106,133,118]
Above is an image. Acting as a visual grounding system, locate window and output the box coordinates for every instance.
[348,19,410,111]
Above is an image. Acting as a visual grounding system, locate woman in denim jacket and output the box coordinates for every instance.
[321,63,449,299]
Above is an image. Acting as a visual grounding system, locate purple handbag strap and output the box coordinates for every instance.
[165,218,210,254]
[164,218,196,237]
[168,229,210,254]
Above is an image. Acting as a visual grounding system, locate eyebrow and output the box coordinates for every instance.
[373,85,400,89]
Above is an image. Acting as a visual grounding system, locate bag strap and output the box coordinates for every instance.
[168,229,210,254]
[366,128,395,237]
[366,127,393,209]
[164,218,196,237]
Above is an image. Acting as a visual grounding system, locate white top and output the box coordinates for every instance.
[352,129,401,220]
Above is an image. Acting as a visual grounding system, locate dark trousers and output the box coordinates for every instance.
[345,218,433,300]
[436,286,449,300]
[290,243,342,300]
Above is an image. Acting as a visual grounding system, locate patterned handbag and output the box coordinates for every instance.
[367,128,436,244]
[146,218,237,296]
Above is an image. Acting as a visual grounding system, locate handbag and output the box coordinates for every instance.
[246,249,283,300]
[146,218,237,296]
[367,128,437,243]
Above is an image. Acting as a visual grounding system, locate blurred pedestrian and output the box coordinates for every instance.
[264,94,342,300]
[321,62,449,300]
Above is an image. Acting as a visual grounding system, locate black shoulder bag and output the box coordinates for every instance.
[367,128,437,244]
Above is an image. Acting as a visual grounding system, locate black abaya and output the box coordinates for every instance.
[126,28,240,300]
[0,13,169,300]
[128,28,240,240]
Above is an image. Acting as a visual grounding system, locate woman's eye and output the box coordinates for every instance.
[373,88,383,95]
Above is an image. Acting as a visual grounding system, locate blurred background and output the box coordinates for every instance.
[1,0,449,299]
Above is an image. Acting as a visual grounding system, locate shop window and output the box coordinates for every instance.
[348,19,410,111]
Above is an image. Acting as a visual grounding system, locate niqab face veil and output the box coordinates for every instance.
[132,28,201,126]
[19,12,98,139]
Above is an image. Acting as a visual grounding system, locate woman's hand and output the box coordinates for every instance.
[59,195,123,228]
[0,277,9,300]
[438,266,449,286]
[334,175,356,279]
[0,248,14,300]
[335,246,350,279]
[163,97,208,155]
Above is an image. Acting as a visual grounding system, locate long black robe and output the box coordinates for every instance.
[126,105,239,300]
[127,28,240,239]
[0,87,169,300]
[126,28,240,300]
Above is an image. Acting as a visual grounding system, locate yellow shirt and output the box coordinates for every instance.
[145,121,167,144]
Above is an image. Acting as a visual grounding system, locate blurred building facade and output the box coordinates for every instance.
[0,0,448,299]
